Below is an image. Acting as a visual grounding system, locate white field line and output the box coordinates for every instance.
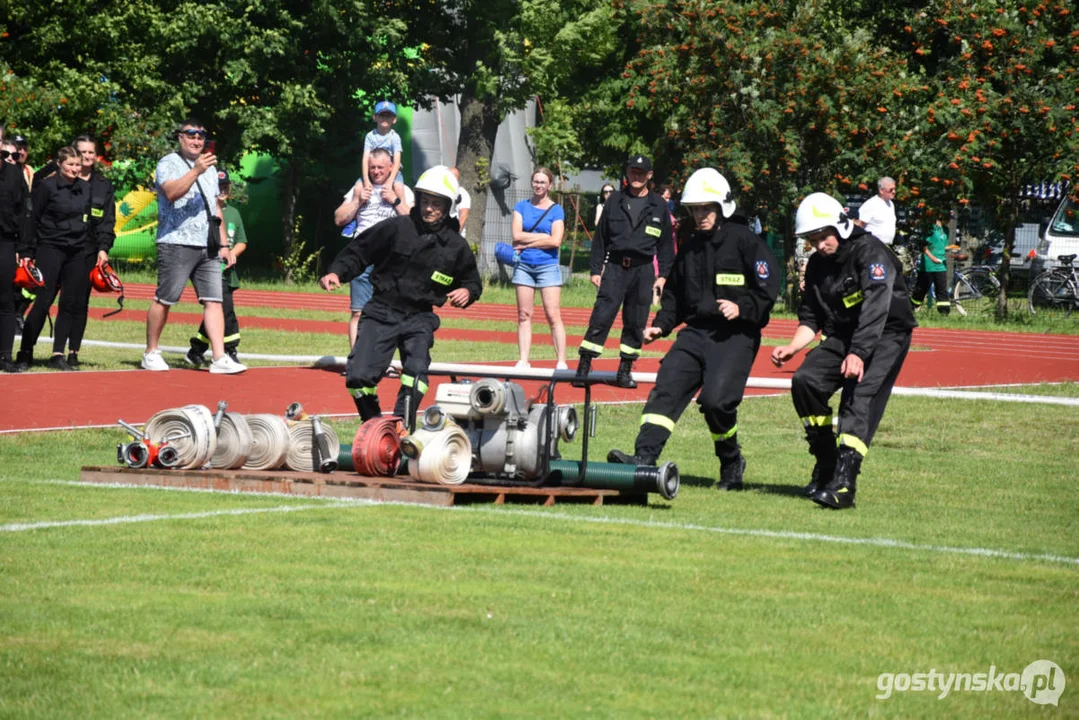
[7,479,1078,567]
[0,502,357,533]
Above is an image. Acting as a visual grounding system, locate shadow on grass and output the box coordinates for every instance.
[745,482,810,498]
[680,474,716,489]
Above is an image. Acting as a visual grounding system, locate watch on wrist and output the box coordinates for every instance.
[393,197,402,207]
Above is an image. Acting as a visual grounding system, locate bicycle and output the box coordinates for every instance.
[905,244,1001,317]
[951,252,1002,317]
[1028,253,1079,316]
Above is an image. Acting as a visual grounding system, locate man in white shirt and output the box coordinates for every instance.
[855,177,897,245]
[449,166,470,237]
[334,148,412,347]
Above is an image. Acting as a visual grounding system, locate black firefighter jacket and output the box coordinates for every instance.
[0,160,30,248]
[798,227,917,361]
[327,210,482,320]
[652,218,780,337]
[590,189,675,277]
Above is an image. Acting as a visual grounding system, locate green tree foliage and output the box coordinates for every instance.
[1,0,437,279]
[905,0,1079,314]
[609,1,911,240]
[414,0,618,241]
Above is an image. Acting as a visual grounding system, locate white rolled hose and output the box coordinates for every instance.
[404,420,472,485]
[242,414,292,471]
[210,412,254,470]
[285,418,340,472]
[144,405,217,470]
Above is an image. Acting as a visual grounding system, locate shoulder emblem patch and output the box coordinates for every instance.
[869,263,887,281]
[755,260,770,280]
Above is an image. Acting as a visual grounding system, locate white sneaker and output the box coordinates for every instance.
[209,354,248,374]
[141,349,170,371]
[555,362,569,370]
[514,360,531,369]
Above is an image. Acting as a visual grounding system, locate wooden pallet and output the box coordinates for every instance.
[79,466,645,507]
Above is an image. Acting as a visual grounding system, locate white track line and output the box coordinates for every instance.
[7,480,1077,567]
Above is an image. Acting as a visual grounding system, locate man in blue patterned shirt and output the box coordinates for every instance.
[142,118,245,374]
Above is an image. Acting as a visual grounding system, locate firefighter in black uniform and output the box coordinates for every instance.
[576,154,675,388]
[16,137,114,348]
[1,140,31,373]
[771,192,917,509]
[16,145,109,371]
[67,135,116,367]
[319,165,482,429]
[607,169,779,490]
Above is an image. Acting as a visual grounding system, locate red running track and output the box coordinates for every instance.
[102,283,1079,360]
[2,284,1075,432]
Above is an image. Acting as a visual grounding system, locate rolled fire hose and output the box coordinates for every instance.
[285,418,341,472]
[242,414,291,470]
[349,417,404,477]
[210,412,254,470]
[144,405,217,470]
[401,418,472,486]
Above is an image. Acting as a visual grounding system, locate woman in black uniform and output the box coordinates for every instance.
[15,145,104,371]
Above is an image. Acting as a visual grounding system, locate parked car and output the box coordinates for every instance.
[1031,197,1079,275]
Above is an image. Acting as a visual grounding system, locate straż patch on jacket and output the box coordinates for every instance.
[869,263,887,281]
[756,260,771,280]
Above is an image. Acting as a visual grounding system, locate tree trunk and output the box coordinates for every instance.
[280,162,300,284]
[455,87,501,268]
[995,201,1019,319]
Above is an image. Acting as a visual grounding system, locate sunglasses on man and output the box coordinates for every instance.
[0,150,10,160]
[180,129,208,139]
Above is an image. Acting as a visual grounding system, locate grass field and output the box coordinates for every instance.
[2,387,1076,717]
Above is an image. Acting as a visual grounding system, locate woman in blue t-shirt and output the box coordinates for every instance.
[511,167,567,369]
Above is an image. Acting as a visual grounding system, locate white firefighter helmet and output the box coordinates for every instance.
[414,165,460,204]
[680,168,736,218]
[795,192,853,239]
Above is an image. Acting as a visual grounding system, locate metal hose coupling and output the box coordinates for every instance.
[641,462,680,501]
[156,444,182,469]
[120,441,153,469]
[310,416,338,473]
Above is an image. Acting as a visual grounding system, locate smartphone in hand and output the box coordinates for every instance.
[204,140,216,155]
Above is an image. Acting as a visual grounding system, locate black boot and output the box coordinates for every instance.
[803,427,838,497]
[607,448,657,466]
[0,355,18,373]
[352,393,381,421]
[615,357,637,388]
[717,454,746,491]
[812,446,861,509]
[66,352,81,368]
[47,354,74,371]
[13,349,32,373]
[184,342,207,368]
[573,355,593,386]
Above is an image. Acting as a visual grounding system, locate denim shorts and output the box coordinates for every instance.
[155,244,223,305]
[350,265,374,311]
[512,262,562,288]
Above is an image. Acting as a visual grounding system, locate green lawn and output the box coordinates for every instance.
[1,392,1076,717]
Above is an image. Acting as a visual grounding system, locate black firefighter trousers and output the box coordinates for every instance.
[191,282,241,355]
[635,326,761,463]
[790,331,911,458]
[580,261,654,360]
[345,308,440,428]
